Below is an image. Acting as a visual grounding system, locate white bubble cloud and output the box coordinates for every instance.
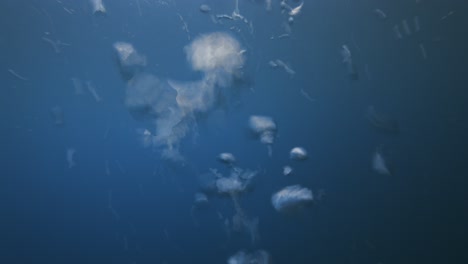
[271,185,313,212]
[185,32,245,74]
[120,32,246,161]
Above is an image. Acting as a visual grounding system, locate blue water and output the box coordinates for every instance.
[1,0,468,263]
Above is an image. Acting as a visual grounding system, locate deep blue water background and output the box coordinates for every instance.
[1,0,468,263]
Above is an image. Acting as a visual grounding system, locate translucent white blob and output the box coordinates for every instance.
[90,0,106,14]
[265,0,272,11]
[218,152,236,165]
[50,106,64,126]
[66,148,76,169]
[271,185,313,212]
[228,251,248,264]
[71,78,84,95]
[125,73,189,161]
[199,4,211,13]
[341,45,352,64]
[419,43,427,60]
[136,128,154,148]
[227,250,271,264]
[373,9,387,19]
[119,33,247,162]
[249,115,276,156]
[198,171,219,193]
[372,151,391,175]
[244,216,259,245]
[216,176,244,194]
[194,192,208,204]
[168,76,217,113]
[113,42,146,67]
[273,59,295,76]
[8,69,28,81]
[210,166,258,195]
[125,74,178,120]
[414,16,420,32]
[268,60,278,68]
[280,0,290,11]
[236,168,257,181]
[86,81,102,102]
[392,24,403,39]
[249,115,276,142]
[283,166,293,176]
[114,42,146,80]
[340,45,358,80]
[230,210,259,245]
[259,130,275,145]
[191,192,209,225]
[105,160,110,176]
[290,147,308,160]
[366,106,399,134]
[402,19,412,36]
